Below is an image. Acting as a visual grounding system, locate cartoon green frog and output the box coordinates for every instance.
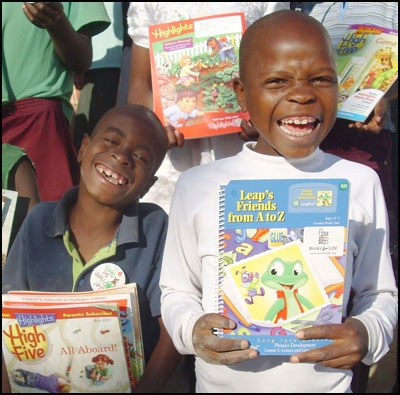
[261,258,314,323]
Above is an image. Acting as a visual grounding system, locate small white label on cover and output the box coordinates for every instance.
[303,226,345,256]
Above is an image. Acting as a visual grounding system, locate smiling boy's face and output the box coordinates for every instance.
[235,14,338,158]
[78,106,167,209]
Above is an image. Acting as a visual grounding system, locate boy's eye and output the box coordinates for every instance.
[311,77,337,86]
[264,78,287,88]
[104,137,117,144]
[133,153,148,164]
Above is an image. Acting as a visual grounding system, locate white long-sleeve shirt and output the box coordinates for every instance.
[160,143,397,393]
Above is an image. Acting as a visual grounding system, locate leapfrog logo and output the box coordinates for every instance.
[336,31,368,55]
[3,321,48,361]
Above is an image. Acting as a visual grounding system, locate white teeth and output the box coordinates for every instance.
[281,117,316,125]
[96,165,127,186]
[280,124,313,137]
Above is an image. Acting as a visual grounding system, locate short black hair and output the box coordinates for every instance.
[239,10,333,81]
[92,104,168,174]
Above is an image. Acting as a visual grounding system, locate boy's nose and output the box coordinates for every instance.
[287,86,316,105]
[111,150,133,167]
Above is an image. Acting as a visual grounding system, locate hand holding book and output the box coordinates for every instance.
[290,317,369,370]
[348,97,387,134]
[165,124,184,148]
[192,313,258,365]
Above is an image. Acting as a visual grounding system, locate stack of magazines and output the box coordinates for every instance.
[2,284,143,393]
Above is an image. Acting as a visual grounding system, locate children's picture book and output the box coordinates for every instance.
[2,189,18,268]
[335,24,398,122]
[2,303,132,393]
[149,12,249,139]
[217,179,350,355]
[3,284,144,391]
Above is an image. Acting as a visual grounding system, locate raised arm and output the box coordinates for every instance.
[127,42,184,148]
[22,2,92,74]
[127,42,154,109]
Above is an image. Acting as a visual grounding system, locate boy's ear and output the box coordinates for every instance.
[233,78,248,112]
[139,176,158,200]
[77,134,91,163]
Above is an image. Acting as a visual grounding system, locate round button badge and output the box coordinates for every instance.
[90,263,126,291]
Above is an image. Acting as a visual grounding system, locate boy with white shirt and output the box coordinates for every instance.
[160,10,398,393]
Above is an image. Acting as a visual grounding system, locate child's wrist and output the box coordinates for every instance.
[344,317,369,359]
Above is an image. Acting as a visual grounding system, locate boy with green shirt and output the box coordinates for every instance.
[2,104,181,392]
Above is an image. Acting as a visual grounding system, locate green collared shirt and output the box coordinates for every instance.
[3,186,168,362]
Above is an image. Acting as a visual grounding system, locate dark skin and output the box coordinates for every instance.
[71,108,164,263]
[22,2,92,74]
[9,157,41,212]
[75,106,181,392]
[234,17,338,159]
[2,106,181,393]
[193,13,369,369]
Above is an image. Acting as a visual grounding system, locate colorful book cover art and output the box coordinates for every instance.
[149,12,249,139]
[217,179,350,355]
[2,304,131,393]
[335,25,398,122]
[3,285,144,390]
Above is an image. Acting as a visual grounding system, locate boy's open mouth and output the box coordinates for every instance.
[278,116,320,137]
[95,164,129,186]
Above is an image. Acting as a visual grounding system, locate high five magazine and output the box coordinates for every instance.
[2,304,131,393]
[217,179,350,355]
[3,284,144,391]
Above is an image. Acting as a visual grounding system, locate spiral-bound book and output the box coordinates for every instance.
[217,179,350,355]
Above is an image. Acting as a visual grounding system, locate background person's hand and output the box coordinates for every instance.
[348,98,387,135]
[239,119,259,141]
[165,124,184,148]
[22,2,64,29]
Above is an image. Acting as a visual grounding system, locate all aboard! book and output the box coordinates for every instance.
[217,179,350,355]
[2,304,131,393]
[335,24,398,122]
[3,284,144,391]
[149,12,249,139]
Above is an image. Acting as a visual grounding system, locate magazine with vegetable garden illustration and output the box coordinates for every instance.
[149,12,249,139]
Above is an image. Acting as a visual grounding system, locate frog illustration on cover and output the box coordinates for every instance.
[261,258,314,323]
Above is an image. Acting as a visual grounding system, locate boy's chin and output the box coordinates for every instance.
[278,146,319,159]
[254,140,319,159]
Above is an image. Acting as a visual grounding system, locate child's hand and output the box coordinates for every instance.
[239,119,259,141]
[348,98,387,135]
[192,313,258,365]
[165,124,184,148]
[22,2,64,29]
[290,318,369,370]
